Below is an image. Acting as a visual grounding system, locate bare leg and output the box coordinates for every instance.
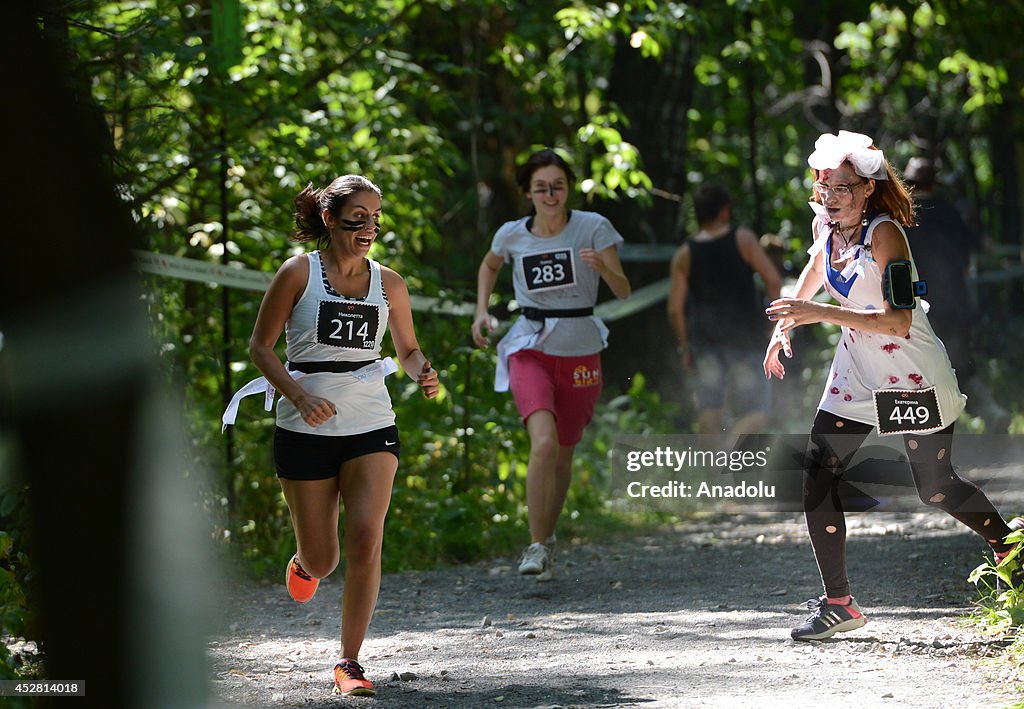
[278,477,342,580]
[542,443,575,540]
[336,452,398,660]
[731,410,768,435]
[698,408,723,434]
[525,409,564,542]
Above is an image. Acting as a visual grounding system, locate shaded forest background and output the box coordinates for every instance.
[4,0,1024,682]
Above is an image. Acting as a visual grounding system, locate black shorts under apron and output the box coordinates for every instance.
[273,425,401,481]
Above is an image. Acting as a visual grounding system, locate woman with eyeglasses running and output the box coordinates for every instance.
[763,131,1022,641]
[472,148,631,581]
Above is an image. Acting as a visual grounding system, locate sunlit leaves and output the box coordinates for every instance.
[938,51,1007,113]
[578,118,652,202]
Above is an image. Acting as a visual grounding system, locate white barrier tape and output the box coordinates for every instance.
[134,249,476,316]
[618,243,678,262]
[134,249,669,322]
[134,249,273,292]
[594,278,671,321]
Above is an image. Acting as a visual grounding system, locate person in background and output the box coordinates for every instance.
[668,184,782,433]
[233,174,439,696]
[763,131,1022,641]
[903,156,1009,432]
[472,148,631,582]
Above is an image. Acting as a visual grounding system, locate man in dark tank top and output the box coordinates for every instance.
[903,157,1009,432]
[668,184,782,433]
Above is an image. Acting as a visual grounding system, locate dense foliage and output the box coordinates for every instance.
[4,0,1024,679]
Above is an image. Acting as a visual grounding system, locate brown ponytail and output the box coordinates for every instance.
[291,175,383,249]
[292,183,328,245]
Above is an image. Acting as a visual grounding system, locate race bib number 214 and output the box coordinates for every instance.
[316,301,378,349]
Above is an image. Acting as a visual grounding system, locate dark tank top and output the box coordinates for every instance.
[687,228,765,349]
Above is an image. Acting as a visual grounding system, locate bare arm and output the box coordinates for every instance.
[762,233,825,380]
[471,250,504,347]
[765,221,913,338]
[382,267,439,398]
[736,227,782,300]
[667,244,692,370]
[249,255,338,426]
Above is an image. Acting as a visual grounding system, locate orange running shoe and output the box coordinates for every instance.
[333,659,375,697]
[285,554,319,603]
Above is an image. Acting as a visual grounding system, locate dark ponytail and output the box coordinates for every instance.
[292,183,328,246]
[291,175,383,249]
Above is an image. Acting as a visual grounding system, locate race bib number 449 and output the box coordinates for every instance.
[521,249,576,292]
[873,386,943,435]
[316,301,379,350]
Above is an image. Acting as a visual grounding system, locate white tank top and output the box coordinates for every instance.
[276,252,396,436]
[285,252,389,363]
[811,214,966,429]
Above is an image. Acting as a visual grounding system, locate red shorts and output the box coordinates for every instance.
[508,349,603,446]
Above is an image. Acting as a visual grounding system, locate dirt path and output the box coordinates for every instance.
[208,511,1021,708]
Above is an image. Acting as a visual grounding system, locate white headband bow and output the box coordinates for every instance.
[807,130,888,180]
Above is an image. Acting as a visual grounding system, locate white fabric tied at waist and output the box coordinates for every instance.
[220,358,399,432]
[493,315,609,392]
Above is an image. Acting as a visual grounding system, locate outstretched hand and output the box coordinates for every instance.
[764,298,825,333]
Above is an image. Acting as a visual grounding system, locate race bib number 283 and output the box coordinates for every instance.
[873,386,943,435]
[521,249,576,292]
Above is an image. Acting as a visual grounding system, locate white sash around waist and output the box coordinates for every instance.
[221,358,399,432]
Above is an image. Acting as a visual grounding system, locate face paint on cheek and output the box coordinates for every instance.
[339,219,367,232]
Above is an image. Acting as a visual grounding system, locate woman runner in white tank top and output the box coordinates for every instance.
[247,175,438,697]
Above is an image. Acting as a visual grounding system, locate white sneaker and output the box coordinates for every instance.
[536,536,556,582]
[518,542,550,576]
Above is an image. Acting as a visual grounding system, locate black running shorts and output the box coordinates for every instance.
[273,425,400,480]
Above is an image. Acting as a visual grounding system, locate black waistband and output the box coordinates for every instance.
[520,306,594,322]
[287,360,376,374]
